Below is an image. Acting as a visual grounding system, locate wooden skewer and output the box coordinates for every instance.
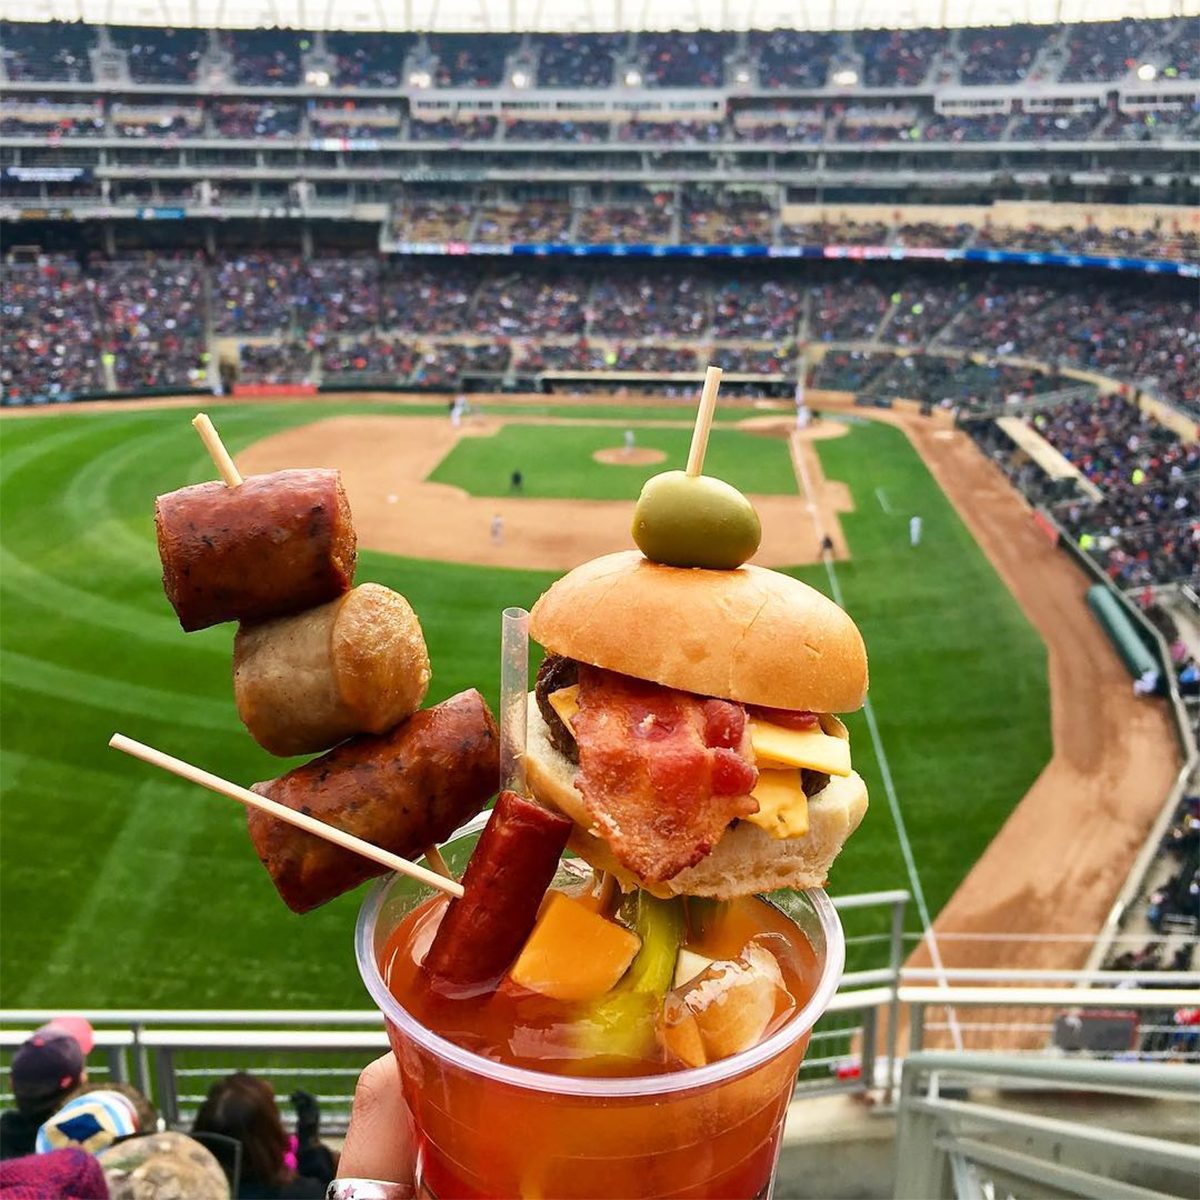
[192,413,243,488]
[423,845,453,880]
[685,365,723,478]
[109,733,464,899]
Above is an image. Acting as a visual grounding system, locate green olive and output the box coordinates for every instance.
[632,471,762,569]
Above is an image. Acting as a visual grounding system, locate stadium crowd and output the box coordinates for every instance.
[1100,763,1199,1064]
[0,1017,342,1195]
[2,17,1195,90]
[1031,394,1200,587]
[1142,790,1200,936]
[4,95,1195,145]
[971,386,1199,588]
[5,255,1196,419]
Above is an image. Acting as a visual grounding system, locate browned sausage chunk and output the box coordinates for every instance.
[234,583,431,757]
[248,689,499,913]
[423,790,572,994]
[155,469,356,632]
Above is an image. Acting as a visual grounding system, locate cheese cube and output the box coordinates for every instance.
[509,891,641,1003]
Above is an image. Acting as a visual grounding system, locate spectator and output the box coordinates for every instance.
[36,1089,140,1156]
[1,1019,93,1160]
[532,33,621,87]
[957,24,1042,84]
[98,1129,230,1200]
[0,1147,107,1199]
[192,1074,334,1200]
[62,1083,157,1137]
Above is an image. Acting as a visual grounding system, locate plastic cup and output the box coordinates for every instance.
[356,814,845,1200]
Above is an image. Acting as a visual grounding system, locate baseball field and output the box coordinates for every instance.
[0,397,1054,1009]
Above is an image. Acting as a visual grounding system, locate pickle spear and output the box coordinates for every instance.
[572,892,684,1065]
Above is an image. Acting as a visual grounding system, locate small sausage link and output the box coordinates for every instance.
[423,790,572,993]
[155,468,356,631]
[248,690,498,913]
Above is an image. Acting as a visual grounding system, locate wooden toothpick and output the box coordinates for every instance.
[109,733,464,899]
[686,366,723,477]
[192,413,243,488]
[423,844,454,881]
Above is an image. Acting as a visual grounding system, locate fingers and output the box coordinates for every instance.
[337,1054,417,1188]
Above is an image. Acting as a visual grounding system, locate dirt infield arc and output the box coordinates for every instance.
[237,400,1180,975]
[237,412,853,571]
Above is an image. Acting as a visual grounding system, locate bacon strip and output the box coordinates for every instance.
[572,667,758,883]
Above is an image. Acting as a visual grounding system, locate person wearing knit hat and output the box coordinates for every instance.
[0,1146,109,1199]
[98,1130,231,1200]
[36,1089,139,1156]
[0,1019,94,1161]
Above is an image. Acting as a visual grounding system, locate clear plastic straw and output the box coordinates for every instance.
[500,606,530,796]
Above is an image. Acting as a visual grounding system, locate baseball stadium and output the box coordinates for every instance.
[0,0,1198,1195]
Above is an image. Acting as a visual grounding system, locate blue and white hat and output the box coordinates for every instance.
[36,1089,139,1155]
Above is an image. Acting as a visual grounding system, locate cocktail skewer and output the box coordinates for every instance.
[685,365,722,477]
[108,732,464,899]
[192,412,243,487]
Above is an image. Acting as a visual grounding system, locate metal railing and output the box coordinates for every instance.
[3,886,1197,1132]
[894,1052,1200,1199]
[6,980,1198,1131]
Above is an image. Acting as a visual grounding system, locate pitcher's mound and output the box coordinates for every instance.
[593,447,667,466]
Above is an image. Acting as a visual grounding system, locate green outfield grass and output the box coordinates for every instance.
[430,424,798,498]
[0,402,1049,1008]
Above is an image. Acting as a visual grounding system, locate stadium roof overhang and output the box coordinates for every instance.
[0,0,1194,30]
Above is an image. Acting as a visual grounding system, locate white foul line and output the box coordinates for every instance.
[875,486,893,514]
[790,433,963,1050]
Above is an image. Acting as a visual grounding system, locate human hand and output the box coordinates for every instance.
[333,1054,416,1196]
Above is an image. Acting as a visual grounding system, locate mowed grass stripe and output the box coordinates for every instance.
[1,651,231,729]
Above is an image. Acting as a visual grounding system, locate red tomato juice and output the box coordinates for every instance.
[378,893,823,1199]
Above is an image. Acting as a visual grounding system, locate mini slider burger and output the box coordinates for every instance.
[526,549,869,898]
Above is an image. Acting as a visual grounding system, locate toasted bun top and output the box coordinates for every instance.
[529,550,867,712]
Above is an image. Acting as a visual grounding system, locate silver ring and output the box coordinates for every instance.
[326,1180,415,1200]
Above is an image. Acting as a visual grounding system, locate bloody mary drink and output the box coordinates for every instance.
[356,816,845,1200]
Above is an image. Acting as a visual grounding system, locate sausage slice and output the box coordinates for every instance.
[234,583,431,757]
[155,468,356,632]
[248,689,498,913]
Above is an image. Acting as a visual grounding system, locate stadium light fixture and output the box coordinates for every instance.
[734,67,751,84]
[831,68,859,87]
[409,69,433,88]
[305,68,331,87]
[510,68,531,87]
[623,68,643,87]
[1136,62,1157,81]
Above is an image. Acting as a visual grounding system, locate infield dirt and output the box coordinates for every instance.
[237,412,851,570]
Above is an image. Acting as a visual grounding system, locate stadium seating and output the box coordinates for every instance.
[1,18,1193,94]
[531,33,622,87]
[110,24,205,83]
[7,254,1195,420]
[325,31,413,87]
[956,25,1044,85]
